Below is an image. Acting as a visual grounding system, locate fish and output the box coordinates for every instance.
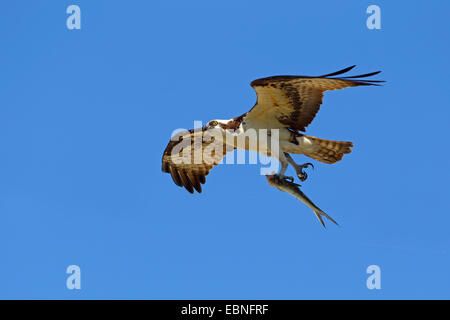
[266,174,339,228]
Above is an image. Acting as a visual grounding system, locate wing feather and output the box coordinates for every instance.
[161,129,233,193]
[246,66,384,131]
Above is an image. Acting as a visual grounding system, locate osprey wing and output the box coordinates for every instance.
[246,66,384,132]
[162,129,233,194]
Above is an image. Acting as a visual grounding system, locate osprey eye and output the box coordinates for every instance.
[210,121,218,126]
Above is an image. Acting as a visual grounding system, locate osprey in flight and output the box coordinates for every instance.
[162,65,383,200]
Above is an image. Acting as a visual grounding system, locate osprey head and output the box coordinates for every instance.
[202,119,232,131]
[202,117,245,133]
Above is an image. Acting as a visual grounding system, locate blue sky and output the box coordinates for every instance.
[1,0,450,299]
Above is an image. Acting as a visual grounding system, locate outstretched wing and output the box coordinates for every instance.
[161,129,234,193]
[246,66,384,132]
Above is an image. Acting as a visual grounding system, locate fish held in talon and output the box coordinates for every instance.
[265,174,338,228]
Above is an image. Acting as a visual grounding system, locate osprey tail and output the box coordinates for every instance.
[302,135,353,164]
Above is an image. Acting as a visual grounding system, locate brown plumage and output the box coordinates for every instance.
[161,129,234,193]
[247,66,383,132]
[302,135,354,164]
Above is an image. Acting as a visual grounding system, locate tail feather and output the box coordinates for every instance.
[303,135,353,164]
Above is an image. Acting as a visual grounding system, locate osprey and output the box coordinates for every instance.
[162,65,383,196]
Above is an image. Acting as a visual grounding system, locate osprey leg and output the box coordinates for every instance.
[278,153,294,182]
[284,153,314,182]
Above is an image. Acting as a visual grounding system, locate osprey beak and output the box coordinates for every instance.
[202,124,209,131]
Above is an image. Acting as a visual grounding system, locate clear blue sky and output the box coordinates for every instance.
[1,0,449,299]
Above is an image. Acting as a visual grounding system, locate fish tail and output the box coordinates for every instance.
[313,208,339,228]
